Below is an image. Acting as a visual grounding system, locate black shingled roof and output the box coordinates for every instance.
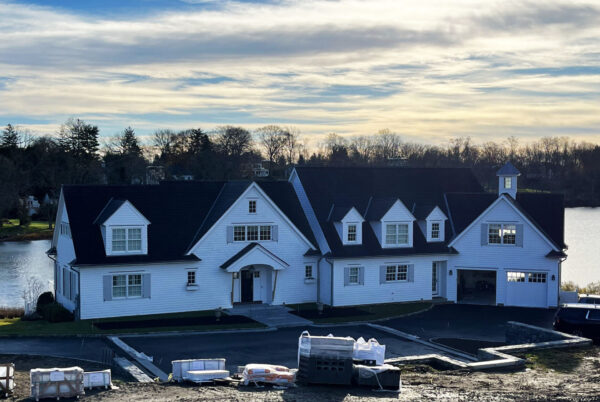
[444,192,565,249]
[63,180,316,266]
[295,166,484,258]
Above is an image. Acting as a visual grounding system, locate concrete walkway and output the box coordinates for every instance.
[226,304,312,328]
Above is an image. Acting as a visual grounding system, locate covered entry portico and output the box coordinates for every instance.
[220,243,289,305]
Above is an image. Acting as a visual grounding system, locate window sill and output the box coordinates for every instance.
[186,284,199,291]
[384,280,409,284]
[304,278,316,284]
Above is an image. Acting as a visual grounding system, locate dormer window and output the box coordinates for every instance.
[431,222,440,239]
[249,200,257,214]
[347,224,357,242]
[504,177,512,189]
[385,223,409,246]
[112,227,142,252]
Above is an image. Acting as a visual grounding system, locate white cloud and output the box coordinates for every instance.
[0,0,598,145]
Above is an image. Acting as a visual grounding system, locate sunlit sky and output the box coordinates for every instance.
[1,0,599,147]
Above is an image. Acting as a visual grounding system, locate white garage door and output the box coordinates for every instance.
[505,272,548,308]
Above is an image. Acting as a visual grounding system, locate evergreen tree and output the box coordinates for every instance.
[0,124,19,149]
[120,126,141,156]
[58,118,99,159]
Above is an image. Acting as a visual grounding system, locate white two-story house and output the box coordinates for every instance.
[49,162,566,319]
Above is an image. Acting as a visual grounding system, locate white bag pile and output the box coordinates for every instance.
[83,369,112,390]
[353,337,386,365]
[242,364,296,386]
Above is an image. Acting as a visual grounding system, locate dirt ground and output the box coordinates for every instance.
[3,347,600,401]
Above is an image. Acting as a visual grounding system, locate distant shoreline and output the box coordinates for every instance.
[0,232,53,243]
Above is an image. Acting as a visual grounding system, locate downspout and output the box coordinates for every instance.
[558,255,567,306]
[325,257,334,306]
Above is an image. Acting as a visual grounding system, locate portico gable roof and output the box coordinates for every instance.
[220,243,289,272]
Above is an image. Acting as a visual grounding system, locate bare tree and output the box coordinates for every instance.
[214,126,253,158]
[256,125,286,165]
[282,126,301,165]
[22,276,44,314]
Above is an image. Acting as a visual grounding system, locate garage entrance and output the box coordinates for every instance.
[457,269,496,305]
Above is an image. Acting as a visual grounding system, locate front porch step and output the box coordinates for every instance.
[226,304,312,328]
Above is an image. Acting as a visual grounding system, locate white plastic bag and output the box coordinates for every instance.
[353,337,386,365]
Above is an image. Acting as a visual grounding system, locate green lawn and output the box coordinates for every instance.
[0,310,266,336]
[0,219,53,241]
[286,301,432,324]
[522,347,593,373]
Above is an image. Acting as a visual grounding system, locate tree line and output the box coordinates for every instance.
[1,120,599,227]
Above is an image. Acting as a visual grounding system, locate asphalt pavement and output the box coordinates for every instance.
[122,324,447,373]
[380,303,557,341]
[0,336,110,362]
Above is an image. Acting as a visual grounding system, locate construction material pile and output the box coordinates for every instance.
[0,363,14,398]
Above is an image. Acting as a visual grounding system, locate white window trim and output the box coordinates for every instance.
[346,223,358,244]
[110,226,144,254]
[487,222,517,246]
[112,273,143,299]
[385,264,409,283]
[187,270,197,286]
[504,177,512,189]
[233,224,273,242]
[382,221,412,248]
[348,266,360,285]
[427,220,444,242]
[305,264,314,279]
[248,199,257,214]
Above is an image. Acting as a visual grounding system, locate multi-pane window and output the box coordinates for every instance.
[60,223,71,238]
[305,265,313,279]
[248,200,257,214]
[385,264,408,282]
[385,224,409,245]
[502,225,516,245]
[528,272,547,283]
[431,222,440,239]
[254,271,260,278]
[347,224,357,242]
[128,228,142,251]
[112,228,127,251]
[112,274,142,298]
[349,267,359,284]
[507,272,525,282]
[504,177,512,189]
[488,224,517,245]
[234,225,272,242]
[234,226,246,241]
[187,271,196,285]
[247,225,259,241]
[260,225,271,241]
[112,227,142,252]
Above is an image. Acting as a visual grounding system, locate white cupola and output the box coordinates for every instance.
[497,161,520,198]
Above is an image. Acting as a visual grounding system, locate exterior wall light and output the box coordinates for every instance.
[551,275,556,281]
[449,270,453,276]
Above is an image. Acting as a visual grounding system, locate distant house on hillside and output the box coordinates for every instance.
[50,162,566,320]
[21,195,40,216]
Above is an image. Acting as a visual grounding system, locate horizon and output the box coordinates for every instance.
[1,0,599,147]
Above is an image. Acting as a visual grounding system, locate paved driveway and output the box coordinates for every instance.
[381,304,557,342]
[0,337,110,362]
[122,325,446,373]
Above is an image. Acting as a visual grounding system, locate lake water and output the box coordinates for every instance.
[0,240,54,307]
[0,208,598,307]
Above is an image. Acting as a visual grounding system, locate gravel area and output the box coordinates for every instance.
[3,347,600,401]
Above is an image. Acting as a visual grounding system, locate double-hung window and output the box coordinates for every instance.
[348,267,359,285]
[305,265,313,279]
[488,224,516,245]
[112,274,142,298]
[260,225,271,241]
[431,222,440,239]
[347,224,357,242]
[248,200,257,214]
[112,227,142,252]
[385,264,408,282]
[385,223,409,246]
[247,225,259,241]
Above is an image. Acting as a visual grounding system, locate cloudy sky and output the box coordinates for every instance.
[1,0,599,146]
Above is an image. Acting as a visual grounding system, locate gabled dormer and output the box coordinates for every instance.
[330,206,364,245]
[94,198,150,256]
[497,161,520,199]
[425,206,447,242]
[380,199,415,248]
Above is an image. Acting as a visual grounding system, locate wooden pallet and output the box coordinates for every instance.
[0,363,15,398]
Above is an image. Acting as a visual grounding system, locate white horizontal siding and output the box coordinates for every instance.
[447,197,559,307]
[331,255,446,306]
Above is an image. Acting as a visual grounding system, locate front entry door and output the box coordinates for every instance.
[241,270,254,303]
